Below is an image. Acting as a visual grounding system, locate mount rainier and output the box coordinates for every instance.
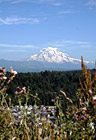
[27,47,89,64]
[0,47,94,72]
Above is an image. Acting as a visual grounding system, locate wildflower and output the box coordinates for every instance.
[3,76,7,80]
[10,67,17,75]
[22,87,26,92]
[48,123,51,127]
[84,112,87,117]
[82,107,87,111]
[15,91,18,95]
[22,87,26,96]
[74,114,77,120]
[0,73,7,81]
[48,123,52,127]
[16,86,21,90]
[60,129,63,134]
[82,139,85,140]
[0,67,6,74]
[58,138,60,140]
[51,99,55,102]
[83,113,87,120]
[83,116,86,120]
[88,89,92,94]
[93,95,96,101]
[82,102,84,105]
[7,67,17,83]
[55,96,59,101]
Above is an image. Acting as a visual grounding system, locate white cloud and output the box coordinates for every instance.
[0,41,93,51]
[52,2,62,6]
[60,40,90,45]
[3,49,26,52]
[11,0,47,2]
[0,44,36,48]
[47,40,92,48]
[59,10,79,14]
[87,0,96,6]
[10,0,54,4]
[0,17,40,25]
[0,0,62,6]
[46,40,96,62]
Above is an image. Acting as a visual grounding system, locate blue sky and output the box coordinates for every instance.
[0,0,96,62]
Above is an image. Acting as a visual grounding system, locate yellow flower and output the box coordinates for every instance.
[82,139,85,140]
[58,138,60,140]
[48,123,52,127]
[48,123,51,127]
[60,129,63,134]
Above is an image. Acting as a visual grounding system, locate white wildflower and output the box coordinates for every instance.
[3,76,7,80]
[93,95,96,101]
[10,67,17,75]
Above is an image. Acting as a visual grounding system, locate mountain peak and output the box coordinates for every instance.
[44,47,57,49]
[39,47,58,54]
[27,47,81,64]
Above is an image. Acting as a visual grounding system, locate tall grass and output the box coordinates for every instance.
[0,58,96,140]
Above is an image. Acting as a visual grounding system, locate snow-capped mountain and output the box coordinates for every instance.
[27,47,89,64]
[0,47,93,72]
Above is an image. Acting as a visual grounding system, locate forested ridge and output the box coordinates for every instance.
[6,70,83,106]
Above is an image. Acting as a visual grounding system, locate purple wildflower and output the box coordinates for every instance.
[74,114,77,120]
[22,87,26,92]
[23,89,26,92]
[88,89,92,94]
[84,113,87,117]
[15,91,18,95]
[83,113,87,120]
[83,116,86,120]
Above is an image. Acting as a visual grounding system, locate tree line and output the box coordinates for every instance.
[7,70,82,106]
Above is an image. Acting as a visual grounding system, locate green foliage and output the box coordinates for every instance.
[7,70,81,106]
